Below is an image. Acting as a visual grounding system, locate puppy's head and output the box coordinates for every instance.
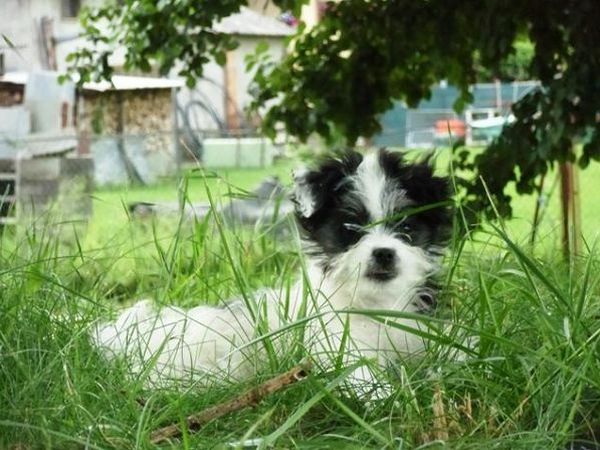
[293,149,452,307]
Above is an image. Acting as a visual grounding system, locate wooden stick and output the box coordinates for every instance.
[150,361,312,444]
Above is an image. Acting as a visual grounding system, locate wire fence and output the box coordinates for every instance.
[375,80,540,148]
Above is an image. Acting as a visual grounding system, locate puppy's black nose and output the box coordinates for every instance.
[372,247,396,267]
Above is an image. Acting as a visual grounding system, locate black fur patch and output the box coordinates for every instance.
[380,151,453,249]
[294,152,368,255]
[294,149,452,257]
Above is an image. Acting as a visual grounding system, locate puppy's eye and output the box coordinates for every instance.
[400,222,412,232]
[394,220,413,239]
[343,223,363,232]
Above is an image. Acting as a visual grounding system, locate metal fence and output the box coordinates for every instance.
[405,109,462,148]
[375,81,540,148]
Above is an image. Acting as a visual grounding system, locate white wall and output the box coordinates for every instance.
[2,1,289,135]
[1,0,100,72]
[175,60,227,132]
[174,36,288,134]
[234,36,287,116]
[2,0,44,71]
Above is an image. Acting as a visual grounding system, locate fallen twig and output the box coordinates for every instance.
[150,361,312,444]
[432,383,449,441]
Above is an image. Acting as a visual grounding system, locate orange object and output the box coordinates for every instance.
[435,119,466,136]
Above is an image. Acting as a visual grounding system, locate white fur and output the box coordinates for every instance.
[94,153,440,398]
[353,152,409,221]
[330,229,435,309]
[292,167,316,218]
[94,243,434,398]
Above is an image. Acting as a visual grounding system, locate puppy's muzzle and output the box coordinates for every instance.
[366,247,398,282]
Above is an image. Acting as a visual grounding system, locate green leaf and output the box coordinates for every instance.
[1,33,25,60]
[1,34,16,49]
[214,51,226,67]
[255,40,270,55]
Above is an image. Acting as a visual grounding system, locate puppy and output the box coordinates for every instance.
[94,149,452,398]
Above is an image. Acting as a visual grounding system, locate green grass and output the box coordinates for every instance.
[1,153,600,449]
[87,161,294,243]
[88,151,600,253]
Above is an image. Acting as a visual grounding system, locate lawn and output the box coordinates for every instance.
[87,149,600,253]
[1,150,600,449]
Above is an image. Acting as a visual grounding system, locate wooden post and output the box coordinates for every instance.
[559,160,582,260]
[559,162,571,259]
[572,160,582,256]
[494,78,502,110]
[40,16,58,70]
[224,51,240,132]
[171,87,181,174]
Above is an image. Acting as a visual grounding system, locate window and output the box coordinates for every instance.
[61,0,81,18]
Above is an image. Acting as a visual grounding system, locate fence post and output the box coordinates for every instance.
[559,159,582,260]
[171,87,181,176]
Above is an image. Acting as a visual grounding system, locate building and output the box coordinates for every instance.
[1,1,103,74]
[176,7,294,138]
[1,1,295,138]
[0,71,183,185]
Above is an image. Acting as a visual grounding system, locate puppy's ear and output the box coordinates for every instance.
[292,168,319,218]
[402,163,451,206]
[292,151,363,219]
[378,149,449,205]
[292,164,346,219]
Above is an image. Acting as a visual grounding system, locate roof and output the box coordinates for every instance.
[83,75,184,92]
[0,72,28,86]
[214,7,295,37]
[0,72,184,92]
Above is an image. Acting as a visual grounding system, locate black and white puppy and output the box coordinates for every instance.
[94,149,452,397]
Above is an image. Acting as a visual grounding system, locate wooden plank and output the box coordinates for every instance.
[224,50,240,131]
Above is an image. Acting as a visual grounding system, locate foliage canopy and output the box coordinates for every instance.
[68,0,600,223]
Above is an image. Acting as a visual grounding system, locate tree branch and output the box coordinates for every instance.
[149,361,312,445]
